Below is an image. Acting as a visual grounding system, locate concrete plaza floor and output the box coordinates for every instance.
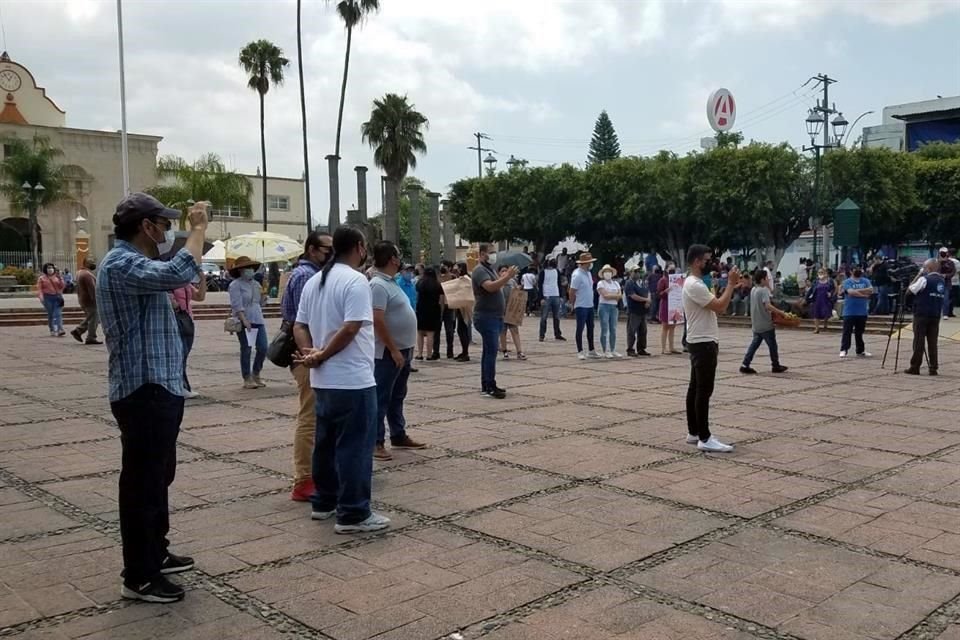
[1,316,960,640]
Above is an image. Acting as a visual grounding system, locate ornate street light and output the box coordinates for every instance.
[831,112,849,142]
[805,109,823,140]
[483,152,497,175]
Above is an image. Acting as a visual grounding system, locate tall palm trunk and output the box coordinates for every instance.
[384,176,399,244]
[259,90,268,231]
[329,25,353,233]
[297,0,311,229]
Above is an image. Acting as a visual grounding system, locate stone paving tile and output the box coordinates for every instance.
[228,526,582,640]
[412,416,554,452]
[868,458,960,503]
[0,418,116,451]
[178,404,280,430]
[177,419,300,454]
[476,585,756,639]
[797,419,960,456]
[0,439,129,483]
[592,417,760,452]
[729,436,914,482]
[870,405,960,430]
[630,528,960,640]
[706,405,836,432]
[0,403,81,426]
[0,488,81,539]
[484,434,674,478]
[228,395,300,417]
[938,625,960,640]
[606,459,834,517]
[461,486,726,570]
[414,391,550,415]
[743,393,876,418]
[501,402,641,431]
[775,488,960,570]
[374,457,564,517]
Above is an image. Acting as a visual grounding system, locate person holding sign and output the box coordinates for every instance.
[657,264,682,355]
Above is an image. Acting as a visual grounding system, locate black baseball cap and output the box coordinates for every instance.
[113,193,180,226]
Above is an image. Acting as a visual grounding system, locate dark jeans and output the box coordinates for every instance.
[526,289,537,313]
[539,296,563,339]
[111,384,184,584]
[649,291,659,321]
[455,310,471,356]
[875,285,891,315]
[686,342,718,442]
[474,315,503,390]
[181,332,194,392]
[237,323,268,378]
[742,329,780,367]
[627,311,647,351]
[910,316,940,372]
[373,348,412,443]
[311,386,377,525]
[944,286,953,317]
[840,316,867,354]
[434,308,456,357]
[575,307,595,352]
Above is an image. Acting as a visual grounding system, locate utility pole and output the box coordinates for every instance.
[468,132,494,179]
[803,73,845,268]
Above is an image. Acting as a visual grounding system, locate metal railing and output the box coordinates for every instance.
[0,251,75,270]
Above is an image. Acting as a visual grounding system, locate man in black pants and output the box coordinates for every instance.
[906,258,945,376]
[97,195,208,603]
[681,245,740,453]
[434,262,456,358]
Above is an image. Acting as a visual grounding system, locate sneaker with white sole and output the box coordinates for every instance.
[857,351,872,358]
[697,436,734,452]
[577,351,587,361]
[311,509,336,521]
[588,351,602,359]
[121,575,185,603]
[184,390,200,399]
[686,434,699,445]
[335,512,391,534]
[605,351,614,359]
[839,350,848,358]
[612,352,623,358]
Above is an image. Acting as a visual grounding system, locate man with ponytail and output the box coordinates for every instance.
[293,227,389,534]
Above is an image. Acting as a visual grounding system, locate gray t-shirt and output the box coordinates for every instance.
[370,272,417,357]
[471,262,504,318]
[750,285,774,333]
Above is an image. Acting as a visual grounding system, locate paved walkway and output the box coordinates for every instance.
[1,318,959,640]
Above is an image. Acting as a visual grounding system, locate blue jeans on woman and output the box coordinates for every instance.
[237,323,267,378]
[598,304,618,352]
[42,294,63,333]
[473,315,503,391]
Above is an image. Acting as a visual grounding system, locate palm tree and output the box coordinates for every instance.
[296,0,312,229]
[0,135,64,268]
[146,154,253,229]
[328,0,380,232]
[361,93,428,244]
[239,40,289,231]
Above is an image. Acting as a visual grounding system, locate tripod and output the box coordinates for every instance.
[881,286,912,372]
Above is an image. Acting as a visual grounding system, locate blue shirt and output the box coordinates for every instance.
[229,278,265,325]
[96,241,199,402]
[395,274,417,308]
[281,259,320,323]
[841,277,872,317]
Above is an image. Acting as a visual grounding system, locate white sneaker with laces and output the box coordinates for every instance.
[605,351,614,359]
[697,436,734,452]
[311,509,335,521]
[686,435,699,445]
[857,351,872,358]
[335,512,391,534]
[839,350,848,358]
[577,351,587,360]
[612,352,623,359]
[588,351,602,359]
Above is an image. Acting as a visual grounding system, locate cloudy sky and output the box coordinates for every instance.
[6,0,960,226]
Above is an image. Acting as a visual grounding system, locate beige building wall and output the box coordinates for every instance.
[209,174,308,243]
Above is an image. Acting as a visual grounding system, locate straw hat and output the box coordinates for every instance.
[598,264,616,276]
[229,256,261,276]
[576,252,597,265]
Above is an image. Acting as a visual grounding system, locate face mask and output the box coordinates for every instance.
[486,253,497,264]
[603,273,613,281]
[151,222,175,255]
[46,268,54,275]
[668,269,676,275]
[241,269,255,280]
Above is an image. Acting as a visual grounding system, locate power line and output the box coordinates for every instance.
[467,132,495,179]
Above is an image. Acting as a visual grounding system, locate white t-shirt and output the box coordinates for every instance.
[596,279,621,305]
[570,268,595,309]
[952,258,960,286]
[521,272,537,290]
[296,263,375,389]
[682,275,719,344]
[541,269,559,297]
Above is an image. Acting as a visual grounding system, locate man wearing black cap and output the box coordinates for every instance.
[96,193,208,603]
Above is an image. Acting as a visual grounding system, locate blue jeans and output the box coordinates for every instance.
[539,296,562,339]
[311,386,377,525]
[875,285,891,315]
[598,304,618,352]
[237,323,267,378]
[373,348,412,444]
[575,306,595,352]
[742,329,780,368]
[474,315,503,390]
[42,294,63,332]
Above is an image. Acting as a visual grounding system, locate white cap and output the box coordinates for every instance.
[940,247,949,254]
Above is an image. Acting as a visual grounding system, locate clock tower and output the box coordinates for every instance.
[0,51,66,128]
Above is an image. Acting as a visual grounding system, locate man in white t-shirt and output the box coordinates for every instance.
[294,227,389,535]
[537,258,565,341]
[681,244,741,452]
[521,268,538,316]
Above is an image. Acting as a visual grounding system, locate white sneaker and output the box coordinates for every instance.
[184,390,200,399]
[577,351,587,361]
[857,351,872,358]
[697,436,734,452]
[588,351,602,359]
[335,512,391,534]
[686,435,699,445]
[612,352,623,359]
[311,509,335,521]
[839,350,848,358]
[605,351,614,359]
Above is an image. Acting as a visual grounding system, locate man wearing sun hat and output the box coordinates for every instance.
[569,252,601,360]
[97,193,208,604]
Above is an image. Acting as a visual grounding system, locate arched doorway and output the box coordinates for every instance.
[0,217,41,266]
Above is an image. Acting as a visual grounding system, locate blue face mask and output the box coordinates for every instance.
[402,272,413,281]
[241,269,255,281]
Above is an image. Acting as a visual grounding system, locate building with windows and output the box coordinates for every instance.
[0,52,307,264]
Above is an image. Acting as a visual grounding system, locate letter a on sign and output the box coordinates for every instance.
[707,88,736,132]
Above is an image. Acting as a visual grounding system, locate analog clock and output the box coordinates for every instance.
[0,70,21,92]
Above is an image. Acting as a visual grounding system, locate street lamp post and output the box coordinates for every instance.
[483,152,497,177]
[21,181,45,270]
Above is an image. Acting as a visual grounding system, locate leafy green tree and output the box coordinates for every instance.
[0,135,64,265]
[361,93,429,244]
[714,130,744,148]
[587,110,621,166]
[239,39,289,231]
[146,154,253,230]
[915,157,960,248]
[915,141,960,160]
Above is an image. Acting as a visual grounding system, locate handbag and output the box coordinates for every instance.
[54,294,65,308]
[223,316,242,334]
[267,320,297,368]
[174,308,195,339]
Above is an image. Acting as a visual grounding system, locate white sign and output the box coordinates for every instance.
[707,88,736,132]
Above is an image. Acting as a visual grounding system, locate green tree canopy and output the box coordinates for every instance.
[361,93,429,181]
[587,110,621,166]
[0,135,64,214]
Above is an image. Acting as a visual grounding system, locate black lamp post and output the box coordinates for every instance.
[802,80,847,267]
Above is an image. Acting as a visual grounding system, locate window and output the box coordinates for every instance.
[2,144,11,159]
[210,205,247,219]
[73,180,83,196]
[267,195,289,211]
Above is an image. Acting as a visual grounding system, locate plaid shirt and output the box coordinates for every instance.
[96,241,199,402]
[282,259,321,323]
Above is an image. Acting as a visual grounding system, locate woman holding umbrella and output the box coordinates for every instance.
[229,256,268,389]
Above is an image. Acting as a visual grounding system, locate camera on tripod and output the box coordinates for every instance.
[886,258,921,286]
